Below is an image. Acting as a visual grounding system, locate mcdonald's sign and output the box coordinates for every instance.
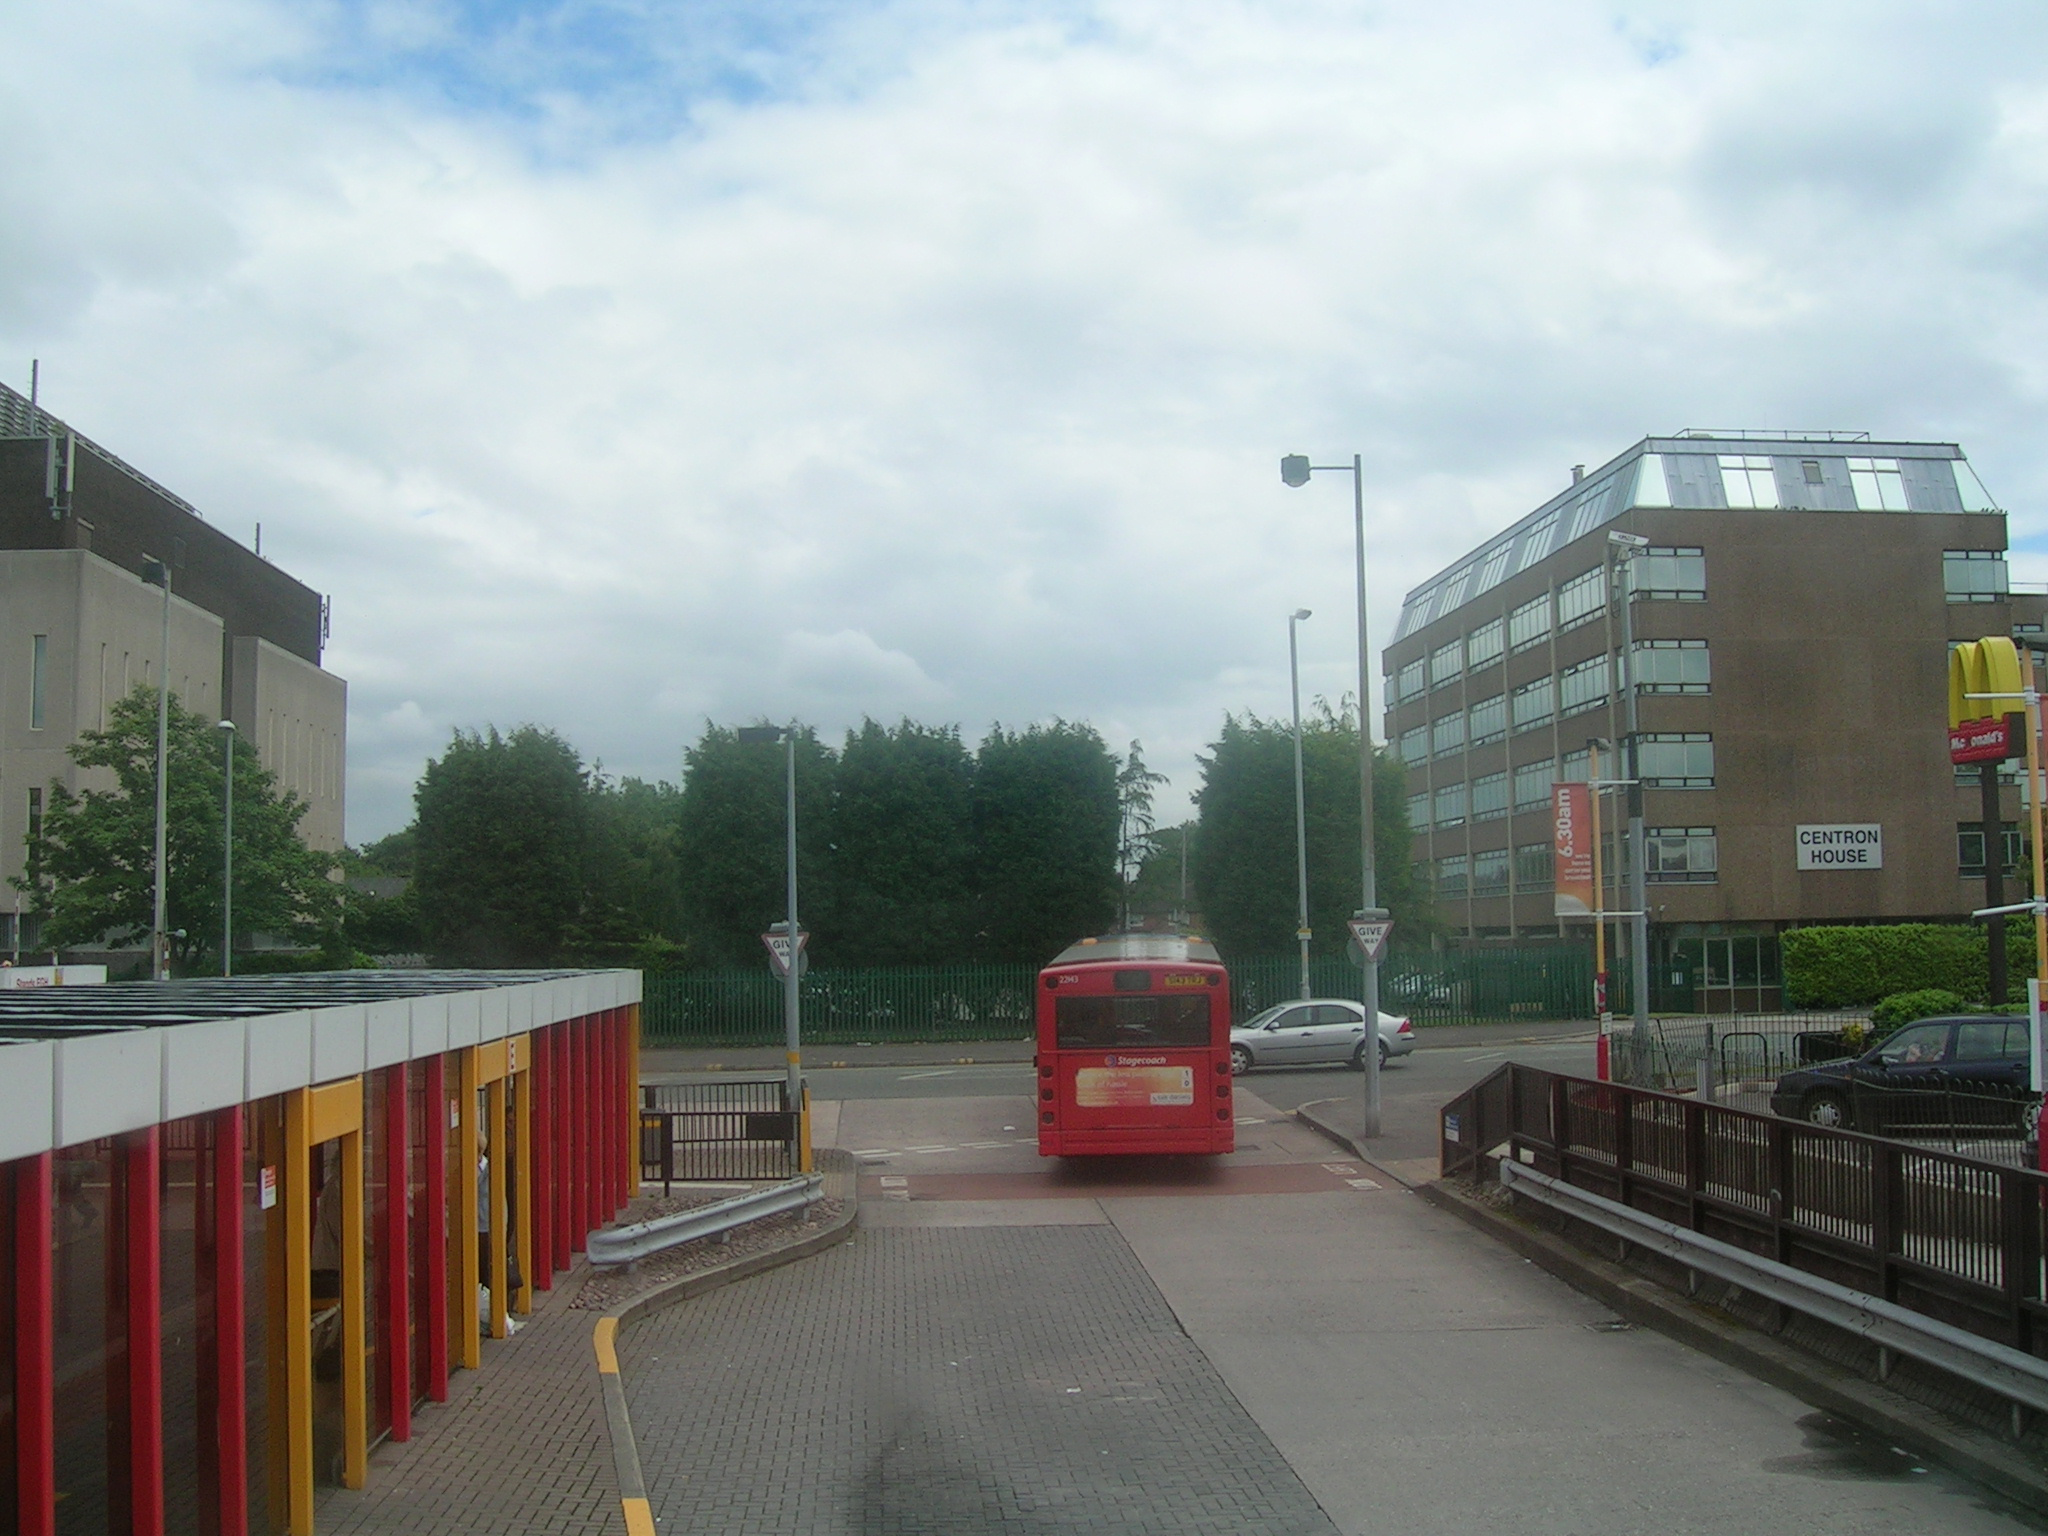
[1948,636,2025,765]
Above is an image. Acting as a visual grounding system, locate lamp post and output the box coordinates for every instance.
[738,724,803,1112]
[1281,453,1382,1137]
[1288,609,1313,1000]
[220,720,236,978]
[142,557,172,980]
[1608,530,1651,1052]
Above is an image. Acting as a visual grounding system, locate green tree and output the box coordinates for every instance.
[414,726,588,965]
[971,720,1119,963]
[572,773,686,967]
[1115,740,1168,929]
[1126,820,1196,926]
[16,685,337,971]
[829,719,975,966]
[1192,703,1421,959]
[672,724,837,969]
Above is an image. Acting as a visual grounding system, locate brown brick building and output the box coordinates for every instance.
[1382,432,2046,1011]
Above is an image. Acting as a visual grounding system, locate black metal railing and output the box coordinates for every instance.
[640,1077,797,1188]
[1439,1063,2048,1355]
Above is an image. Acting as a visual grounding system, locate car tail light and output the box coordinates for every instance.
[1397,1019,1413,1035]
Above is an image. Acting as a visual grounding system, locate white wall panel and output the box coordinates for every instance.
[0,1040,55,1160]
[162,1019,248,1121]
[478,988,508,1042]
[364,1001,411,1071]
[311,1005,368,1084]
[56,1030,163,1145]
[247,1012,315,1098]
[446,991,481,1048]
[410,998,449,1057]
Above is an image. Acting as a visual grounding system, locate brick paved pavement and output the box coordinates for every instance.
[621,1226,1337,1535]
[314,1273,617,1536]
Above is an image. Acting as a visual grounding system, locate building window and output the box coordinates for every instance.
[1471,771,1509,822]
[1638,733,1714,788]
[1556,568,1604,630]
[1945,550,2009,603]
[1430,638,1464,687]
[27,787,42,846]
[1400,726,1428,765]
[1437,854,1469,899]
[1397,658,1425,701]
[1848,456,1909,511]
[1432,710,1465,757]
[1434,782,1467,829]
[1472,543,1513,596]
[1406,791,1429,830]
[30,634,48,730]
[1958,823,2023,878]
[1632,639,1710,693]
[1513,841,1553,893]
[1561,748,1590,784]
[1631,453,1671,509]
[1801,459,1824,487]
[1559,654,1610,716]
[1954,459,1999,512]
[1646,826,1717,883]
[1718,454,1779,509]
[1467,617,1504,669]
[1513,512,1559,575]
[1472,848,1509,897]
[1468,694,1506,745]
[1508,594,1551,653]
[1512,758,1554,812]
[1511,675,1554,732]
[1637,547,1706,600]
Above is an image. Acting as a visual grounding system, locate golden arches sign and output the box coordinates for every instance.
[1949,636,2022,731]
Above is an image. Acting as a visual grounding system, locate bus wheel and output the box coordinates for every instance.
[1230,1045,1254,1076]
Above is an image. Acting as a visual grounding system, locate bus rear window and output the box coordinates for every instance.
[1055,994,1211,1049]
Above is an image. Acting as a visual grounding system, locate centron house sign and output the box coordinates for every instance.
[1796,824,1883,870]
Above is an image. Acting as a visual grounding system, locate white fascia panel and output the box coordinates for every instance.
[410,998,449,1057]
[569,975,593,1020]
[162,1019,249,1121]
[446,991,482,1048]
[617,970,644,1006]
[0,1040,56,1160]
[311,1006,369,1084]
[477,987,509,1042]
[505,985,534,1035]
[56,1030,164,1146]
[364,1001,411,1071]
[247,1012,315,1098]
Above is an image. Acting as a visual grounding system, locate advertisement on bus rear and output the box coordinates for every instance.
[1073,1064,1196,1108]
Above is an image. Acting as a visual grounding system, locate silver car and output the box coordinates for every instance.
[1229,999,1416,1074]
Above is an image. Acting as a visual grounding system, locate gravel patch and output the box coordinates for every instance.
[572,1196,848,1311]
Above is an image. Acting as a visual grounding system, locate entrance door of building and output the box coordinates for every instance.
[1700,936,1783,1013]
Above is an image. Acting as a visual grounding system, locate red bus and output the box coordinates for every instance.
[1035,934,1234,1156]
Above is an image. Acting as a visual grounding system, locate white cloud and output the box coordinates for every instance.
[5,0,2048,836]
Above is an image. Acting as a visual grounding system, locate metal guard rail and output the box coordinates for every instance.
[586,1175,824,1268]
[1500,1159,2048,1418]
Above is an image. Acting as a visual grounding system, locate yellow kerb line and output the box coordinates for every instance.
[593,1316,620,1375]
[621,1497,656,1536]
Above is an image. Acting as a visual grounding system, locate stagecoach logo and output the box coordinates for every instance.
[1105,1055,1169,1067]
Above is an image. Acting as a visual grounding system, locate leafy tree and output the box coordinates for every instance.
[1115,740,1168,929]
[15,685,337,971]
[672,724,836,969]
[571,773,686,967]
[414,726,587,965]
[971,720,1119,963]
[829,719,975,966]
[1193,703,1421,959]
[1127,820,1196,926]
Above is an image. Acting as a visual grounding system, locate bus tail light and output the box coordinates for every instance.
[1041,1111,1056,1125]
[1040,1088,1054,1101]
[1215,1081,1230,1097]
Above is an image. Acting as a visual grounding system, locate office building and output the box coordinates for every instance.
[1382,432,2047,1011]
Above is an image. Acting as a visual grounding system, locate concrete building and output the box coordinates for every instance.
[1382,431,2047,1011]
[0,381,345,948]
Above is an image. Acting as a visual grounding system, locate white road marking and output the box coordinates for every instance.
[850,1148,895,1156]
[897,1069,958,1080]
[905,1145,956,1154]
[878,1177,908,1186]
[1321,1163,1359,1176]
[962,1141,1005,1149]
[1346,1178,1383,1191]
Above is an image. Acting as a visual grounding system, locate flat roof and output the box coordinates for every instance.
[1047,935,1223,966]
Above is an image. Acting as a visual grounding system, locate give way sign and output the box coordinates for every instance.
[761,929,810,978]
[1346,917,1394,964]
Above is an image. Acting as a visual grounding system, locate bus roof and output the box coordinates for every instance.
[1045,933,1223,968]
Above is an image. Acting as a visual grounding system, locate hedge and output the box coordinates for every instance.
[1782,920,2037,1009]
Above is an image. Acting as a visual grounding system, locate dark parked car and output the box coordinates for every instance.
[1769,1015,2040,1135]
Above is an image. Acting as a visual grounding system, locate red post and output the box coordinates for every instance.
[382,1064,412,1440]
[601,1011,618,1214]
[531,1027,554,1290]
[212,1108,248,1536]
[551,1025,572,1272]
[569,1018,589,1252]
[16,1151,54,1536]
[126,1127,165,1536]
[419,1053,450,1402]
[615,1009,629,1208]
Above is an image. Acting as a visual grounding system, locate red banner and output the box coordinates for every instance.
[1553,783,1594,918]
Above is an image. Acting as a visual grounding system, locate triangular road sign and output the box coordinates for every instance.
[1346,917,1394,964]
[762,928,810,978]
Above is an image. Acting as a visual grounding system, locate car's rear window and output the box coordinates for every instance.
[1955,1020,2022,1061]
[1055,994,1211,1049]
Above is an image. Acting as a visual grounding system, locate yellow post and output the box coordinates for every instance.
[282,1089,314,1536]
[514,1054,534,1317]
[2027,648,2047,986]
[457,1048,481,1371]
[339,1122,367,1489]
[487,1075,508,1340]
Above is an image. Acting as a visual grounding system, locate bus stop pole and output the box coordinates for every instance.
[1352,455,1382,1140]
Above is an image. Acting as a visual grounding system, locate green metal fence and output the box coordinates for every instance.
[641,946,1594,1047]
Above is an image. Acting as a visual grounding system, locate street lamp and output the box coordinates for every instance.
[220,720,236,978]
[1607,531,1651,1052]
[737,724,803,1118]
[1281,452,1383,1138]
[1288,609,1313,1001]
[141,557,172,980]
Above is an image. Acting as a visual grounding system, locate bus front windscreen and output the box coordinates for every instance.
[1055,993,1211,1050]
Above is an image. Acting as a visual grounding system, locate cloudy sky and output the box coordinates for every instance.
[6,0,2048,840]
